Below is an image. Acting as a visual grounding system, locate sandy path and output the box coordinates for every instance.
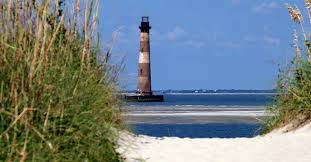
[118,124,311,162]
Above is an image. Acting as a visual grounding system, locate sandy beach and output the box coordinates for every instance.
[118,123,311,162]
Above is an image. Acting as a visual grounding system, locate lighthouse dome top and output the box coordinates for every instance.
[140,16,151,32]
[142,16,149,22]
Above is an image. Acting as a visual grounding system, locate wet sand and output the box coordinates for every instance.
[122,106,268,124]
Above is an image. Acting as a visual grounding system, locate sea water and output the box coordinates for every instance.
[130,93,274,106]
[132,123,261,138]
[127,93,275,138]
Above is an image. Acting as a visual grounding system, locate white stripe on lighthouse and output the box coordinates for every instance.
[139,52,150,63]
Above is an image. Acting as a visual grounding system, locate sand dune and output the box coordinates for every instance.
[118,123,311,162]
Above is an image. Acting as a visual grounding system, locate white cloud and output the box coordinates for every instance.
[219,41,241,48]
[151,26,207,49]
[166,26,187,40]
[263,35,281,46]
[184,40,206,49]
[244,35,257,43]
[253,1,279,13]
[244,35,281,46]
[150,26,187,41]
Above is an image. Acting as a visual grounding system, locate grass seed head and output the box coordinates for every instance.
[305,0,311,10]
[286,3,303,23]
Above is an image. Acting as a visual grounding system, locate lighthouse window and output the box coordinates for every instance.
[141,48,144,52]
[140,69,143,74]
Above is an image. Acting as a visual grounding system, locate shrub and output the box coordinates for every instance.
[263,2,311,133]
[0,0,123,161]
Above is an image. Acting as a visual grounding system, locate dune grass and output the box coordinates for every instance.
[0,0,124,161]
[263,1,311,133]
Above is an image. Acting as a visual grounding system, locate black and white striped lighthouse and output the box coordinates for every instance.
[137,16,152,96]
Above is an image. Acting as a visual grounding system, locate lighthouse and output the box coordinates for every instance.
[137,16,152,96]
[125,17,163,102]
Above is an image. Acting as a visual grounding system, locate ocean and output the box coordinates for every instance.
[124,93,275,138]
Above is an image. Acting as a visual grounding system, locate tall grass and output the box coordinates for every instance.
[0,0,123,161]
[263,1,311,133]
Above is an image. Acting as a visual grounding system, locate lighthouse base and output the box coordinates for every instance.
[124,95,164,102]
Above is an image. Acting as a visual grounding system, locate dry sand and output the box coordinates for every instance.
[118,123,311,162]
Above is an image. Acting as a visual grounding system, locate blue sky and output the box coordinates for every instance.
[99,0,303,90]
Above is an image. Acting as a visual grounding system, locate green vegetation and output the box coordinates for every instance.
[263,1,311,133]
[0,0,123,161]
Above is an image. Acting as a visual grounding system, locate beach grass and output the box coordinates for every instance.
[262,1,311,133]
[0,0,123,161]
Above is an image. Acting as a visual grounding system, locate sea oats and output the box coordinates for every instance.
[305,0,311,10]
[286,3,303,23]
[0,1,123,161]
[305,0,311,23]
[293,30,301,58]
[75,0,80,12]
